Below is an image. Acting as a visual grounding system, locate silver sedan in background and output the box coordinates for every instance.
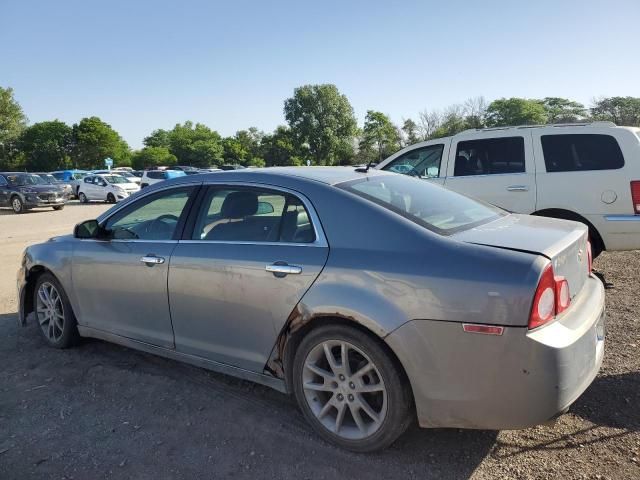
[17,167,605,452]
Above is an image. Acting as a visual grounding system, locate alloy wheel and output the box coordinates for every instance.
[36,282,65,343]
[12,197,22,213]
[302,340,387,440]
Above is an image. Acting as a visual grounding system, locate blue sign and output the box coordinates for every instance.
[104,157,113,168]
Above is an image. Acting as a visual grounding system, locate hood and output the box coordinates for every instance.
[16,184,63,194]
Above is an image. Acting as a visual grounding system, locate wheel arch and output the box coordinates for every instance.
[532,208,605,254]
[268,310,414,405]
[21,265,54,323]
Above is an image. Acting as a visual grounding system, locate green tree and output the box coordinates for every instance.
[165,121,223,167]
[401,118,420,146]
[19,120,73,171]
[71,116,130,169]
[485,98,548,127]
[0,87,28,168]
[131,146,177,170]
[143,129,171,148]
[260,126,306,166]
[359,110,401,162]
[430,105,469,138]
[542,97,586,123]
[591,96,640,126]
[223,127,264,166]
[284,84,357,165]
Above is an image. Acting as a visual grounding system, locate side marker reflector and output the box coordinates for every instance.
[462,324,504,336]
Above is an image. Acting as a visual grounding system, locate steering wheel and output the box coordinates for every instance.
[146,214,179,237]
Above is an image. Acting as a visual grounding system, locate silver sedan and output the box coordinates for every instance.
[17,167,605,452]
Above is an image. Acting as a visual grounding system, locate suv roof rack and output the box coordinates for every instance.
[458,121,617,135]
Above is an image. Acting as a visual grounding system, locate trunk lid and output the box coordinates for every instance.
[453,214,589,299]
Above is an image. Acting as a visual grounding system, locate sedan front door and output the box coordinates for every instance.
[71,185,199,347]
[168,184,329,372]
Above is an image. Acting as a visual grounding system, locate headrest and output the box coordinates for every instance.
[220,191,258,218]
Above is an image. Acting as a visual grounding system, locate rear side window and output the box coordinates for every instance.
[541,134,624,172]
[52,172,64,180]
[454,137,525,176]
[147,171,165,180]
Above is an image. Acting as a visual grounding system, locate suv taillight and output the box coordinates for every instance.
[631,181,640,214]
[529,264,572,329]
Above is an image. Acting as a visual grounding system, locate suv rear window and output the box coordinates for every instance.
[147,171,165,179]
[454,137,525,176]
[338,174,503,235]
[541,134,624,172]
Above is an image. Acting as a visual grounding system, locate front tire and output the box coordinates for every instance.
[33,273,79,349]
[292,324,412,452]
[78,192,88,203]
[106,193,116,203]
[53,205,64,211]
[11,196,24,214]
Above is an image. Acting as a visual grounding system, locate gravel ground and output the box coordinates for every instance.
[0,204,638,479]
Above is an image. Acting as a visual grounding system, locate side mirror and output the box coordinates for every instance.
[427,167,439,177]
[74,219,106,239]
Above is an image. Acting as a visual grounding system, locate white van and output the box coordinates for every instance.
[376,122,640,256]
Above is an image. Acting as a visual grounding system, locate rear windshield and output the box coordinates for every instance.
[338,174,503,235]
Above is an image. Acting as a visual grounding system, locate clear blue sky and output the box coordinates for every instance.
[2,0,639,148]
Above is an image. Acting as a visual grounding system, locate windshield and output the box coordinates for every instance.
[6,174,48,186]
[338,174,503,235]
[38,174,58,184]
[103,175,128,184]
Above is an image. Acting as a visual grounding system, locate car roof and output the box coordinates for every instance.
[186,166,393,186]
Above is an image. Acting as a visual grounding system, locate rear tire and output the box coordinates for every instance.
[11,196,24,214]
[53,205,64,211]
[292,324,413,452]
[78,192,88,204]
[33,273,79,349]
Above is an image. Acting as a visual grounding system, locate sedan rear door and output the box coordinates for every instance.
[168,184,329,372]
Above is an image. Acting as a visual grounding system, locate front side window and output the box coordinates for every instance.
[454,137,525,176]
[339,174,503,235]
[0,175,7,186]
[541,134,624,172]
[105,188,194,240]
[192,187,316,243]
[383,145,444,178]
[6,174,47,186]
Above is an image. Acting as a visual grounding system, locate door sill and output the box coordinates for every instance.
[77,326,287,393]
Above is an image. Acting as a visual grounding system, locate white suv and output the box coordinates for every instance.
[376,122,640,256]
[78,174,140,203]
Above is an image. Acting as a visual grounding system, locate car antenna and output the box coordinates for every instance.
[355,159,376,173]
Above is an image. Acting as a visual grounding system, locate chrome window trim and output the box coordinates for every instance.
[604,215,640,222]
[448,172,528,179]
[192,180,328,248]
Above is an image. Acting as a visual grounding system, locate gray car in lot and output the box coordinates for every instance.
[17,167,605,452]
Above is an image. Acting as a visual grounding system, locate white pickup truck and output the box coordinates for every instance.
[376,122,640,257]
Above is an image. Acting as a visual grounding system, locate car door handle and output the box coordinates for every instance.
[265,263,302,275]
[140,255,165,265]
[506,185,529,192]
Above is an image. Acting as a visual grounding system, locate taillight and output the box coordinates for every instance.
[529,264,556,329]
[555,276,571,314]
[529,265,573,329]
[586,240,593,274]
[631,181,640,214]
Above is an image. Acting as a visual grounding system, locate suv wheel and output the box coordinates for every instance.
[11,196,24,214]
[292,324,412,452]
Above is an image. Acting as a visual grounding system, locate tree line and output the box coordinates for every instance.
[1,85,640,172]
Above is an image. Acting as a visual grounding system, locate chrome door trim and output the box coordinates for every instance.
[140,255,165,264]
[604,214,640,222]
[77,325,287,393]
[265,264,302,275]
[506,185,529,192]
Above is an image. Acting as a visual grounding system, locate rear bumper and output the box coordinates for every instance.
[586,213,640,251]
[386,275,605,430]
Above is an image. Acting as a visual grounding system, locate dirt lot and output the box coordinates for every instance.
[0,203,638,479]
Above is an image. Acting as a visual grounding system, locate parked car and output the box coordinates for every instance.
[92,169,141,185]
[376,122,640,257]
[33,172,74,198]
[0,172,67,213]
[219,164,247,171]
[50,170,89,197]
[77,173,140,203]
[18,167,604,452]
[140,169,187,188]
